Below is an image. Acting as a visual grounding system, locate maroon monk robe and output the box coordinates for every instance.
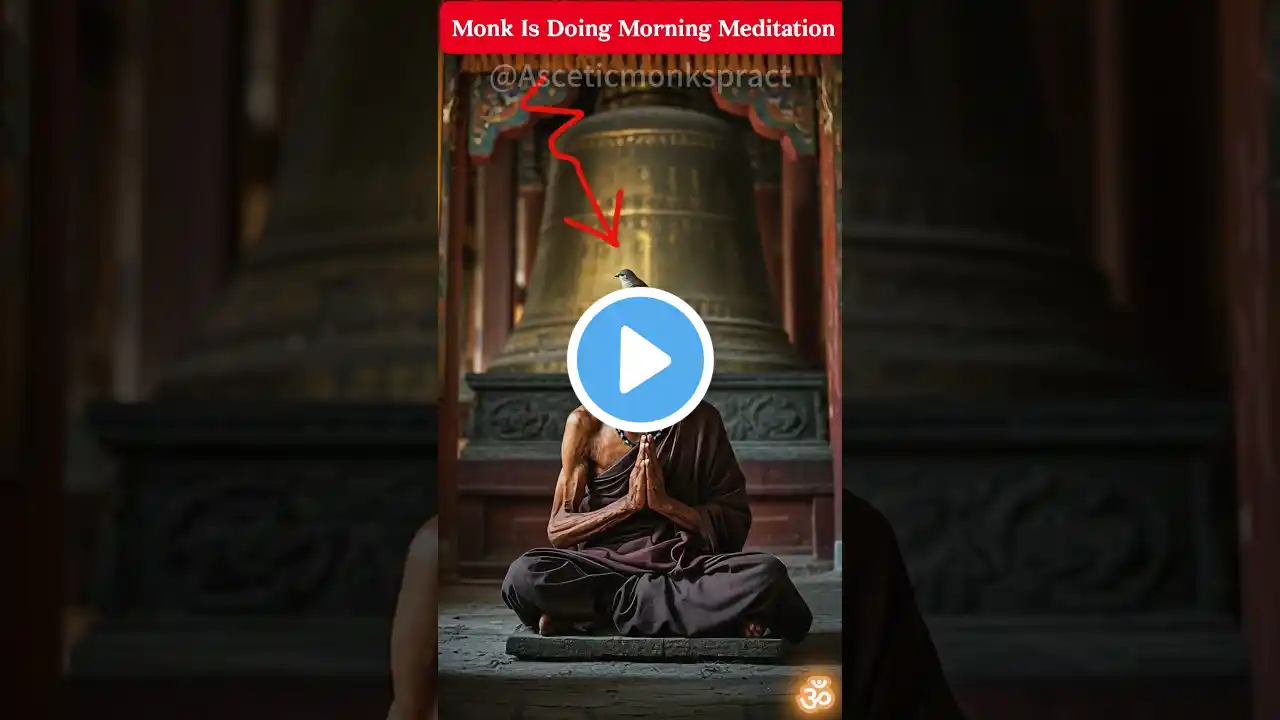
[501,402,814,643]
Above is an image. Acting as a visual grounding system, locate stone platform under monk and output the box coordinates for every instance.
[503,555,834,664]
[439,566,843,719]
[506,628,792,663]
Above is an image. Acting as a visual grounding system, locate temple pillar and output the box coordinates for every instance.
[745,131,784,309]
[69,0,125,412]
[474,138,516,371]
[139,0,240,393]
[439,58,468,581]
[274,0,317,132]
[1091,0,1130,308]
[782,156,822,368]
[515,131,545,316]
[4,1,74,714]
[1228,0,1280,716]
[1124,0,1225,391]
[818,59,843,566]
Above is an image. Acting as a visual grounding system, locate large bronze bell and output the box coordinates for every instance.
[488,92,802,372]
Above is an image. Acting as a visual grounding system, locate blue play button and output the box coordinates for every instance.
[567,287,715,433]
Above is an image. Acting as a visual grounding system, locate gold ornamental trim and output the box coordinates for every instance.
[458,53,825,77]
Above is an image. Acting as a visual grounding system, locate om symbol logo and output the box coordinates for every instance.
[795,675,836,713]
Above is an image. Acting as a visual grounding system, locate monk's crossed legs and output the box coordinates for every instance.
[501,548,812,641]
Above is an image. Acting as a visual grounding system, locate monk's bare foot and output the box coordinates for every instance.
[538,613,573,636]
[743,618,768,638]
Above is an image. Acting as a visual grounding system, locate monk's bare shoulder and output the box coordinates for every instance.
[562,408,601,463]
[565,406,602,438]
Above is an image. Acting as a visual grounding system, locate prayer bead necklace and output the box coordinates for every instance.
[616,427,666,447]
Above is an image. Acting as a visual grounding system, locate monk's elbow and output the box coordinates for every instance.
[404,519,438,573]
[546,524,575,549]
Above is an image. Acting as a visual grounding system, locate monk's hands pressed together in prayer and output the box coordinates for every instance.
[626,442,649,512]
[638,435,666,508]
[637,434,704,536]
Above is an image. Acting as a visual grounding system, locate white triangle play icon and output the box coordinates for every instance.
[619,325,672,394]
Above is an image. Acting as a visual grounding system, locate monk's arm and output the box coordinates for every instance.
[650,466,751,554]
[649,492,704,535]
[388,518,438,720]
[546,410,639,548]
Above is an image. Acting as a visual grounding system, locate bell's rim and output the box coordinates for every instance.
[569,104,733,134]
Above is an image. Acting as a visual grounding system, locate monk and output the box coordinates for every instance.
[390,415,965,717]
[500,401,813,641]
[387,516,438,720]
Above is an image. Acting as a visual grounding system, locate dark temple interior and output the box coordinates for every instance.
[4,0,1279,718]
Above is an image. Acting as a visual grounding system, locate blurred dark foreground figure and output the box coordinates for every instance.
[844,494,967,718]
[388,517,438,720]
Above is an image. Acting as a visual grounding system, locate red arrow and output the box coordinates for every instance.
[518,75,624,248]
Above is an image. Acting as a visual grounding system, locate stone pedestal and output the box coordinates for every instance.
[843,400,1245,711]
[70,404,437,676]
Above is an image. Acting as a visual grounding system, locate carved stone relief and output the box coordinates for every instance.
[465,374,828,445]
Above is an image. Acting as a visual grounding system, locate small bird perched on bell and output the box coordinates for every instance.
[615,269,648,288]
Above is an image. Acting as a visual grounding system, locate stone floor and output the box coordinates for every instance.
[438,568,843,719]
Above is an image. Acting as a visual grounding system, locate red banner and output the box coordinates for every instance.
[439,2,844,54]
